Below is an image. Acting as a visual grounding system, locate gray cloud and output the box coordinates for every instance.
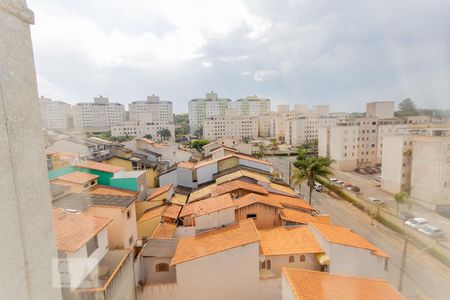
[29,0,450,113]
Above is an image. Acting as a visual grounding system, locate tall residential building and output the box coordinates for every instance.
[73,95,125,130]
[128,94,174,123]
[203,116,258,141]
[230,95,271,117]
[313,104,329,115]
[294,104,309,114]
[381,125,450,209]
[111,121,175,141]
[188,91,231,135]
[277,104,290,114]
[366,101,395,119]
[39,96,73,130]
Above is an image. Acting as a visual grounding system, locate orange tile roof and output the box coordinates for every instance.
[212,180,268,197]
[280,209,314,224]
[180,194,235,217]
[148,184,173,201]
[162,204,182,219]
[259,227,323,256]
[282,268,405,300]
[76,161,123,173]
[87,185,138,197]
[234,193,283,209]
[52,208,112,252]
[152,223,177,238]
[171,218,260,265]
[55,171,99,184]
[178,161,195,169]
[310,222,389,257]
[268,193,317,212]
[138,205,166,223]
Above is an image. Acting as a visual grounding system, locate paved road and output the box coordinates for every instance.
[267,156,450,300]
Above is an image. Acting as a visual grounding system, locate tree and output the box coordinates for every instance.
[292,156,334,205]
[157,128,171,141]
[394,192,409,215]
[189,139,209,152]
[194,126,203,138]
[143,134,152,139]
[270,139,279,151]
[397,98,418,116]
[255,143,266,159]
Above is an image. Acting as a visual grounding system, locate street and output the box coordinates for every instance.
[266,156,450,300]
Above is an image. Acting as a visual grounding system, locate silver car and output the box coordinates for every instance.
[405,217,428,229]
[418,224,444,238]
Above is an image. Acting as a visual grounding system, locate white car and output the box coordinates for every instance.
[374,175,382,182]
[418,224,444,238]
[368,197,384,205]
[405,217,428,229]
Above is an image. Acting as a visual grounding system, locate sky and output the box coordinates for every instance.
[28,0,450,113]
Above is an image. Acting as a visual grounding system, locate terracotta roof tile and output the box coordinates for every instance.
[171,218,260,265]
[76,161,123,173]
[178,161,195,169]
[55,171,99,184]
[87,185,138,197]
[148,184,173,200]
[282,268,405,300]
[268,193,317,212]
[310,222,389,257]
[138,206,166,223]
[215,170,270,184]
[212,180,268,197]
[152,223,177,239]
[52,208,112,252]
[280,209,314,224]
[259,227,323,256]
[234,193,283,209]
[180,194,235,217]
[162,204,182,219]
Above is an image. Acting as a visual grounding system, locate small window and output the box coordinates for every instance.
[289,256,295,263]
[127,210,131,219]
[247,214,257,220]
[155,263,169,272]
[266,259,271,270]
[300,255,306,262]
[261,261,266,269]
[86,236,99,257]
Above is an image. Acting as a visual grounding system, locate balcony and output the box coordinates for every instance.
[75,249,134,300]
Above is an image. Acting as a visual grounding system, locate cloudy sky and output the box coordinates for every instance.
[28,0,450,113]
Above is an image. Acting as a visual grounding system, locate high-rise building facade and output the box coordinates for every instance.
[128,94,173,123]
[188,91,231,134]
[230,96,271,117]
[203,116,258,141]
[39,96,73,130]
[73,95,125,130]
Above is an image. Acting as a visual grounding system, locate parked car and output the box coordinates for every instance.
[405,217,428,229]
[374,175,382,182]
[399,211,415,221]
[329,177,338,182]
[336,180,344,185]
[418,224,444,238]
[436,205,450,220]
[354,168,367,175]
[344,182,353,187]
[351,186,360,192]
[364,166,376,174]
[314,183,323,192]
[368,197,384,205]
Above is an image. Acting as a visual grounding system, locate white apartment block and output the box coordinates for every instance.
[277,104,290,114]
[39,96,73,130]
[73,95,125,130]
[188,91,231,135]
[366,101,395,119]
[111,121,175,141]
[129,94,173,123]
[313,105,329,115]
[203,116,258,141]
[230,95,271,117]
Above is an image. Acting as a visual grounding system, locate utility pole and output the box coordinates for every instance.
[398,236,409,292]
[288,162,292,186]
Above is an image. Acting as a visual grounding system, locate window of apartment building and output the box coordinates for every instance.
[289,256,295,263]
[86,235,99,257]
[127,210,131,219]
[266,259,272,269]
[155,263,169,272]
[300,255,306,262]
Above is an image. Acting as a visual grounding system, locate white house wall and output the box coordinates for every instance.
[195,207,236,231]
[196,164,218,185]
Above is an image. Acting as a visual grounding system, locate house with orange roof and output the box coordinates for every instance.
[258,227,324,280]
[234,193,283,228]
[282,268,405,300]
[52,209,136,300]
[137,204,182,239]
[51,171,99,193]
[280,208,331,226]
[309,222,389,279]
[179,194,236,230]
[135,184,174,218]
[213,179,269,198]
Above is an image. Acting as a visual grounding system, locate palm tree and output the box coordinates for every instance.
[394,192,408,215]
[270,139,279,154]
[292,156,334,205]
[255,143,266,159]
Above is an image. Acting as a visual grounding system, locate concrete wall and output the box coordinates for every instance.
[143,257,176,284]
[177,166,196,188]
[381,135,408,194]
[262,253,320,275]
[196,163,218,185]
[0,1,62,298]
[195,207,236,231]
[137,216,161,239]
[159,169,177,189]
[239,158,272,173]
[281,274,296,300]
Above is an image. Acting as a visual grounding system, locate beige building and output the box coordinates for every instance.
[128,94,174,123]
[73,95,125,130]
[111,120,175,141]
[366,101,395,119]
[327,126,358,171]
[382,126,450,209]
[203,115,258,141]
[230,95,271,117]
[39,96,73,130]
